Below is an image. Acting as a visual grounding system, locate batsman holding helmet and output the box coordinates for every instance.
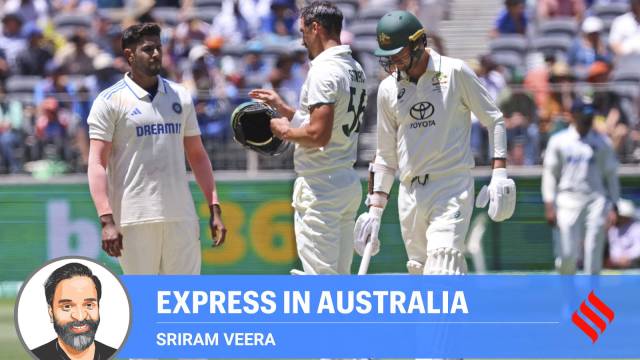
[249,1,367,274]
[354,11,516,275]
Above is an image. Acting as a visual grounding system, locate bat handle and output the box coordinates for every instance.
[358,240,374,275]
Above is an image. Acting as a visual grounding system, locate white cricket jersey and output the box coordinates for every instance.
[292,45,367,176]
[541,126,620,203]
[374,49,506,183]
[87,74,201,226]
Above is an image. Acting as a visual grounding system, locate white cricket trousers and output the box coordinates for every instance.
[554,193,609,274]
[292,168,362,274]
[119,220,201,274]
[398,170,474,266]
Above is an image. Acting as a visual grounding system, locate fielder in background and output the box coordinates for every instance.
[542,98,619,274]
[249,1,367,274]
[355,11,516,275]
[87,23,227,275]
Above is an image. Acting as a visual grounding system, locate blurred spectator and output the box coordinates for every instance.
[92,14,116,53]
[540,61,575,139]
[102,26,125,58]
[608,0,640,56]
[500,77,540,165]
[175,14,210,45]
[585,61,625,140]
[183,39,233,99]
[210,0,254,44]
[268,52,304,106]
[505,111,540,165]
[34,97,74,162]
[523,53,551,116]
[0,85,25,173]
[537,0,585,20]
[491,0,528,37]
[607,199,640,268]
[0,13,27,72]
[260,0,298,40]
[196,98,231,142]
[469,55,507,164]
[86,52,123,93]
[50,0,95,14]
[171,16,210,65]
[3,0,48,26]
[34,62,77,111]
[568,16,611,78]
[237,41,270,89]
[73,84,91,169]
[15,24,53,76]
[54,29,100,75]
[238,0,273,32]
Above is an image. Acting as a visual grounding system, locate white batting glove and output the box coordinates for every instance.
[475,168,516,222]
[354,206,383,257]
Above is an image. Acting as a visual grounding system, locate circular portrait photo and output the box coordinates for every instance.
[14,257,130,360]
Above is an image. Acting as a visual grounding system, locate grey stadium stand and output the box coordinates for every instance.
[537,17,578,39]
[489,34,529,57]
[531,35,572,57]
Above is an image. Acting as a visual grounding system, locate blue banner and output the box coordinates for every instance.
[118,275,640,358]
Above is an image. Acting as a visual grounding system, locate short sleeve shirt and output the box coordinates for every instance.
[87,74,200,225]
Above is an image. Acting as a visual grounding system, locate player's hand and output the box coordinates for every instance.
[270,117,290,139]
[544,202,557,227]
[209,204,227,247]
[475,168,516,222]
[100,214,123,257]
[354,206,383,257]
[249,89,285,109]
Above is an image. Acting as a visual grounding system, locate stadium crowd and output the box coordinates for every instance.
[0,0,638,175]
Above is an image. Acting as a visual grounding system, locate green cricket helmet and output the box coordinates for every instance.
[374,10,425,57]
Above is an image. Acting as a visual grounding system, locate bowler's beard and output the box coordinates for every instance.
[144,63,161,76]
[53,316,100,352]
[134,61,161,77]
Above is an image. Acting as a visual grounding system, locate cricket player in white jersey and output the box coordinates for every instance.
[354,11,516,275]
[87,23,227,275]
[542,98,620,274]
[249,1,367,274]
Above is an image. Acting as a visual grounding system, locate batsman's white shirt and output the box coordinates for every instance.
[375,48,506,182]
[293,45,367,175]
[542,126,620,206]
[87,74,200,226]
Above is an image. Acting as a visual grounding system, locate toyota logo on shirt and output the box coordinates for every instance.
[410,102,435,120]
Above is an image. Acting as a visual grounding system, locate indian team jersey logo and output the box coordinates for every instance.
[172,103,182,114]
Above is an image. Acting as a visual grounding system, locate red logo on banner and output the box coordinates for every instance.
[572,291,615,343]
